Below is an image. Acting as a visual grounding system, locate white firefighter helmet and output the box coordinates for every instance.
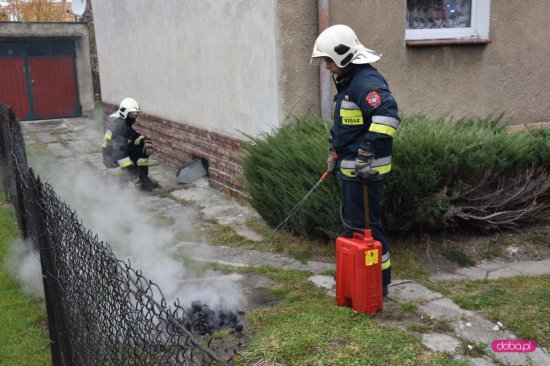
[110,97,141,119]
[311,24,382,68]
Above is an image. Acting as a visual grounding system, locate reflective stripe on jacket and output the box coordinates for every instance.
[331,64,400,180]
[101,116,142,169]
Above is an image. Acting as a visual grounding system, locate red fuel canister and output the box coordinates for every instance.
[335,229,383,314]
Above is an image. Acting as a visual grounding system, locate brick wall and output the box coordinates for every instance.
[103,103,247,197]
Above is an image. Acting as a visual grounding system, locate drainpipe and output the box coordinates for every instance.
[318,0,331,121]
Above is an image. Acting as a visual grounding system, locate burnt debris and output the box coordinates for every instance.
[186,300,244,335]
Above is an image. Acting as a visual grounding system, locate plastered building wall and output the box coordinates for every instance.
[330,1,550,124]
[92,1,549,195]
[93,0,280,139]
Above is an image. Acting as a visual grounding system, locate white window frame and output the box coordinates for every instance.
[405,0,491,41]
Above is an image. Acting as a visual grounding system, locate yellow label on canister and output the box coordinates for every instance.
[365,249,379,266]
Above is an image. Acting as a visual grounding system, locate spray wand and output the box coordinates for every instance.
[272,171,330,234]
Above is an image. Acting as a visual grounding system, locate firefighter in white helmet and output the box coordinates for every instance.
[311,24,400,295]
[101,97,158,191]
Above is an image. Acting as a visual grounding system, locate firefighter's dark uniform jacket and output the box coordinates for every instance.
[331,63,400,180]
[101,116,149,178]
[331,63,399,287]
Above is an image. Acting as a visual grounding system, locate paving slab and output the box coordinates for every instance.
[36,132,60,143]
[171,182,262,228]
[387,281,444,302]
[454,355,498,366]
[422,332,460,353]
[171,241,334,274]
[308,275,336,296]
[45,142,73,157]
[430,259,550,281]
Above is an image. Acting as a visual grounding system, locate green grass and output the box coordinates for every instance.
[530,231,550,246]
[205,221,335,259]
[445,275,550,348]
[479,242,504,259]
[241,266,466,366]
[0,196,51,365]
[458,340,486,358]
[400,301,419,313]
[442,249,476,267]
[391,245,430,283]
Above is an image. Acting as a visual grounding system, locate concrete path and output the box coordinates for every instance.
[21,117,550,366]
[429,258,550,281]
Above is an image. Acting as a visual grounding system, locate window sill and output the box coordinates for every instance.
[406,38,491,47]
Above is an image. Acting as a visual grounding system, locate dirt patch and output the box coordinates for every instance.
[238,273,280,308]
[374,300,418,323]
[392,222,550,275]
[374,300,455,336]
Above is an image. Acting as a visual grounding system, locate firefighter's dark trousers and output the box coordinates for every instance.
[341,178,391,286]
[128,143,149,180]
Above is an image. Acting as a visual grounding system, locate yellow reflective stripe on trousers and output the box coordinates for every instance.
[118,157,134,168]
[107,167,122,175]
[137,158,150,166]
[382,252,390,270]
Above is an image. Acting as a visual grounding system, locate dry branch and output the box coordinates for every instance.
[449,165,550,228]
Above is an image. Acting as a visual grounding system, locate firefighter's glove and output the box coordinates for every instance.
[142,137,154,157]
[355,148,379,181]
[327,149,337,174]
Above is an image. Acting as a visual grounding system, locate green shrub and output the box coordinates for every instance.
[386,115,550,230]
[241,115,550,237]
[241,117,342,237]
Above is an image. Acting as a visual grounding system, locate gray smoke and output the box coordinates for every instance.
[19,121,245,313]
[6,238,44,298]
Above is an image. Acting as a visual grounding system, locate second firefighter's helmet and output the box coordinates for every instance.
[115,97,141,119]
[311,24,382,68]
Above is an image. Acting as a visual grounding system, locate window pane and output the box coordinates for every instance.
[406,0,472,29]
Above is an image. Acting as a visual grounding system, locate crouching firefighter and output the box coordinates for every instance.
[101,97,159,192]
[311,25,400,296]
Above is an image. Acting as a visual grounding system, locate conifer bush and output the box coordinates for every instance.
[240,118,342,237]
[241,115,550,237]
[387,115,550,230]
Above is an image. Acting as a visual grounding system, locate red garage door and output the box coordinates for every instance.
[29,56,80,119]
[0,40,81,121]
[0,57,31,119]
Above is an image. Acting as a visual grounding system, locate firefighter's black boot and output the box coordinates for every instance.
[140,175,159,192]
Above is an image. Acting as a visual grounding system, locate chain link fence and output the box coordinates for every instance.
[0,104,246,365]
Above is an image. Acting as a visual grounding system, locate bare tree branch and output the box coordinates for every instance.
[447,165,550,228]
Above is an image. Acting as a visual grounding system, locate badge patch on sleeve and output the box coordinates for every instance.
[366,91,382,108]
